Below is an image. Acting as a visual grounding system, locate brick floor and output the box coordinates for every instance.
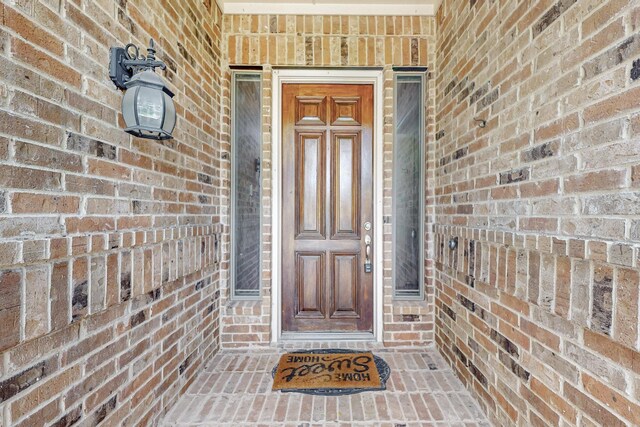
[161,343,490,426]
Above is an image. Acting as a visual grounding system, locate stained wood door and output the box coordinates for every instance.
[282,84,374,333]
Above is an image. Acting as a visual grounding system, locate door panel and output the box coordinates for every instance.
[296,96,327,126]
[295,132,326,239]
[295,252,325,319]
[331,132,361,239]
[330,252,360,319]
[282,83,374,333]
[331,97,361,126]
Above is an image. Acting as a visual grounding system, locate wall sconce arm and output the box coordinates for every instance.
[110,39,167,90]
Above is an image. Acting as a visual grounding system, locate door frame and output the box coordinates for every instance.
[271,68,384,343]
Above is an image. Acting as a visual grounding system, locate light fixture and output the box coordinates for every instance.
[109,39,176,140]
[473,117,487,128]
[448,237,458,250]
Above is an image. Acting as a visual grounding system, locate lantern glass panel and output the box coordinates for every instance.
[122,87,138,129]
[136,86,164,129]
[162,92,176,134]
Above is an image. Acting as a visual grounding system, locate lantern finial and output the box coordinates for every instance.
[146,39,161,66]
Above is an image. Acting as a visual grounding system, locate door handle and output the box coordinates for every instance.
[364,235,372,273]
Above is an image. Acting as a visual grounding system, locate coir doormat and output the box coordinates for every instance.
[272,349,391,396]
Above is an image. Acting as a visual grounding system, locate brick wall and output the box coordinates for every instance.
[435,0,640,426]
[220,14,438,348]
[0,1,224,426]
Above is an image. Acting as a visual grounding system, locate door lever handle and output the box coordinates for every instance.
[364,235,372,273]
[365,235,371,259]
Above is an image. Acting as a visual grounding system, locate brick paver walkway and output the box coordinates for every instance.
[161,343,491,426]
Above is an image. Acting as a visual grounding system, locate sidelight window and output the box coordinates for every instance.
[393,72,426,299]
[231,72,262,299]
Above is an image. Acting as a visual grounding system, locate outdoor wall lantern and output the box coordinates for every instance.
[109,39,176,140]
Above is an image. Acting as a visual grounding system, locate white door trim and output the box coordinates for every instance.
[271,68,385,343]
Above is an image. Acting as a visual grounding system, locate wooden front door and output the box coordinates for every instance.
[282,83,374,333]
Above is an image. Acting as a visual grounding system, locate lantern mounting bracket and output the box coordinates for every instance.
[110,39,167,90]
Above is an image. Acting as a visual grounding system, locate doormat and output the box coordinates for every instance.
[272,349,391,396]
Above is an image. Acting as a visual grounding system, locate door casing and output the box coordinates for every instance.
[271,69,384,343]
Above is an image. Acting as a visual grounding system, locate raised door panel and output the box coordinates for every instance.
[296,96,327,126]
[331,132,361,239]
[295,132,326,239]
[330,253,360,319]
[331,97,361,126]
[295,252,325,319]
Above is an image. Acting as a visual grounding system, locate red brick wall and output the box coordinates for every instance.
[0,1,223,425]
[435,0,640,425]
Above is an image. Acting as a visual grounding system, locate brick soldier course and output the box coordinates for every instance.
[0,0,638,426]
